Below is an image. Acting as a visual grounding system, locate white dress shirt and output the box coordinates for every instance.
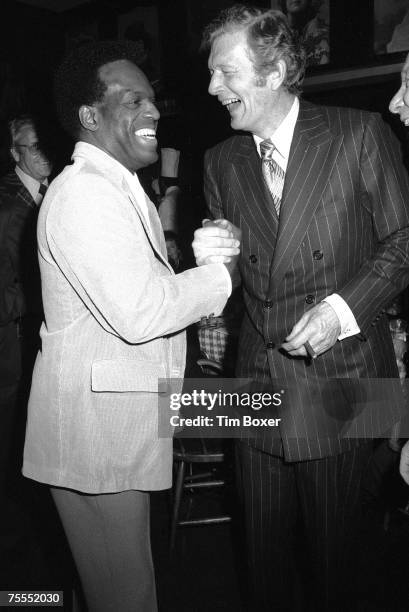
[253,97,360,340]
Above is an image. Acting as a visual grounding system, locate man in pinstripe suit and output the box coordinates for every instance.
[193,5,409,610]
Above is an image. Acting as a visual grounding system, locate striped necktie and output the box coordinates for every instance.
[36,183,47,206]
[38,183,47,197]
[260,139,285,216]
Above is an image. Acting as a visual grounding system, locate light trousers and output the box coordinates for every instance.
[51,487,157,612]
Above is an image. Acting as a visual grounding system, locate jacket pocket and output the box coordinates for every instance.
[91,359,167,393]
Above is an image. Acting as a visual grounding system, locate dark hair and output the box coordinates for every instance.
[54,40,143,138]
[201,4,306,95]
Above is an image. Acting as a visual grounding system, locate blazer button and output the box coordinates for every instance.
[265,341,275,349]
[264,300,273,309]
[305,294,315,304]
[313,250,323,260]
[249,254,258,263]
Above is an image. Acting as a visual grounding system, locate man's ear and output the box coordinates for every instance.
[10,147,19,164]
[268,59,287,91]
[78,105,99,132]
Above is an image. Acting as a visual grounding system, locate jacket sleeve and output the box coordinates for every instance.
[337,113,409,335]
[46,174,230,344]
[204,148,226,221]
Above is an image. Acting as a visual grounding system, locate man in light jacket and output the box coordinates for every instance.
[22,41,239,612]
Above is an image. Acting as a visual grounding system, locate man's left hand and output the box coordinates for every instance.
[281,301,341,359]
[192,219,241,266]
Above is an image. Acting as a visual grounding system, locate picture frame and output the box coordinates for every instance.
[267,0,407,91]
[271,0,330,67]
[64,17,98,51]
[118,6,161,84]
[374,0,409,56]
[303,61,401,92]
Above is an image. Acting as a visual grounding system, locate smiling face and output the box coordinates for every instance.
[90,59,160,172]
[389,76,409,126]
[12,124,52,182]
[208,30,278,138]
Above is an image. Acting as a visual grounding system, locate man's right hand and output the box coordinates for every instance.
[192,218,241,279]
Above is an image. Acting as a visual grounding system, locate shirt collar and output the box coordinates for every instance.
[253,96,299,168]
[72,141,150,222]
[15,165,48,202]
[73,141,144,194]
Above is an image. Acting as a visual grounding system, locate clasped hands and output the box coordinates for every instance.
[192,218,241,279]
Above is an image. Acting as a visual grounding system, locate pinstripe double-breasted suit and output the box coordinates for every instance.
[205,100,409,458]
[204,99,409,609]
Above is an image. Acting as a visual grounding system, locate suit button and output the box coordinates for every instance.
[313,250,323,260]
[249,254,258,263]
[264,300,273,309]
[265,341,275,350]
[305,294,315,304]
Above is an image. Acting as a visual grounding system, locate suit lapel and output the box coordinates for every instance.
[72,144,173,274]
[229,136,278,248]
[0,171,36,208]
[124,181,172,272]
[271,101,344,282]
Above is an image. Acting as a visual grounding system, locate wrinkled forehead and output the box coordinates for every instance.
[15,124,37,144]
[208,29,252,68]
[98,59,153,97]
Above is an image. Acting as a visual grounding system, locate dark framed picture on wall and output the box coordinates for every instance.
[374,0,409,55]
[118,6,161,85]
[65,19,99,52]
[271,0,330,66]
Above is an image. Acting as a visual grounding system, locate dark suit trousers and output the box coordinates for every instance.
[0,321,21,494]
[237,441,373,612]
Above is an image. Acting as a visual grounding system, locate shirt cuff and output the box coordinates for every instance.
[323,294,360,340]
[207,264,232,317]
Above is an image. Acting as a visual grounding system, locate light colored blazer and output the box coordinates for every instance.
[23,142,229,493]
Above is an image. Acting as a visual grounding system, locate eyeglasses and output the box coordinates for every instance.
[16,142,42,156]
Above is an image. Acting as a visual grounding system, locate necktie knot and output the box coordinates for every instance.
[260,138,275,161]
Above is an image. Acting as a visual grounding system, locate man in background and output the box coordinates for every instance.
[0,115,51,504]
[390,52,409,486]
[389,51,409,125]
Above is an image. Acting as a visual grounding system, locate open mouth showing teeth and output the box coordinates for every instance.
[135,129,156,140]
[222,98,241,111]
